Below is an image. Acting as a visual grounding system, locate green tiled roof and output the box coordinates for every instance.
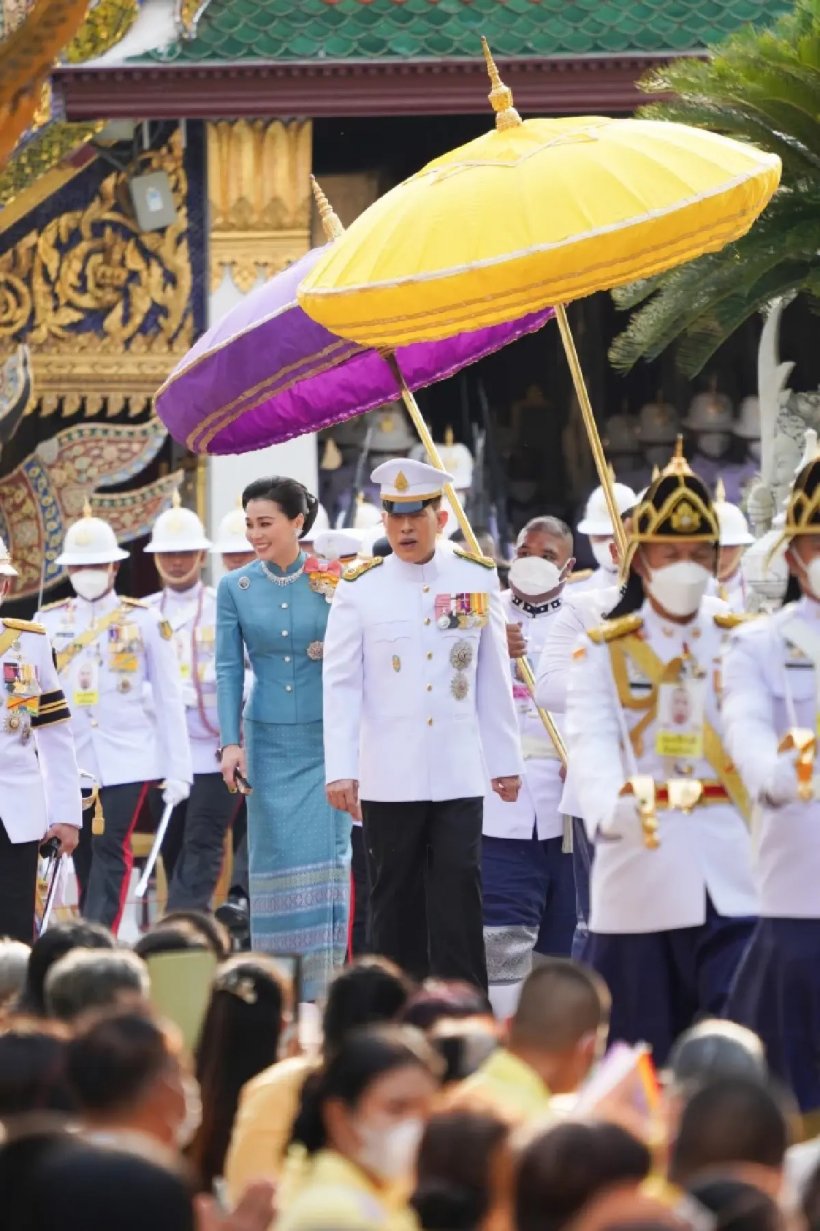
[143,0,790,65]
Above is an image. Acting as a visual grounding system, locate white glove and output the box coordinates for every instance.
[596,794,640,842]
[162,778,191,808]
[761,754,800,807]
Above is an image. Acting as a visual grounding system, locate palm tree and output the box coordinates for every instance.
[609,0,820,378]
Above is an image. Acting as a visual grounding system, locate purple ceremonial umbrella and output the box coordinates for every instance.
[155,243,553,456]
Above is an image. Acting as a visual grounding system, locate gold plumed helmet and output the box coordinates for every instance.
[621,438,719,578]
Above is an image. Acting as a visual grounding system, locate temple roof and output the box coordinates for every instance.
[137,0,789,65]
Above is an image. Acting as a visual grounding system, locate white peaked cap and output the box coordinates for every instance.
[145,495,211,553]
[313,529,364,561]
[371,457,453,512]
[209,506,253,555]
[577,481,638,536]
[56,506,129,566]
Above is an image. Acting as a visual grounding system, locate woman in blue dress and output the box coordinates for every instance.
[216,476,351,1001]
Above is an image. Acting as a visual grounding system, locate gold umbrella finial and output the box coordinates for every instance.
[82,497,93,518]
[663,435,693,477]
[481,37,522,132]
[715,477,726,503]
[311,175,344,242]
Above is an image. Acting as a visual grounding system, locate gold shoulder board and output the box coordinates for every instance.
[714,612,756,630]
[121,596,148,608]
[567,569,593,584]
[588,614,644,645]
[452,548,496,569]
[38,598,68,612]
[342,557,385,583]
[2,617,46,635]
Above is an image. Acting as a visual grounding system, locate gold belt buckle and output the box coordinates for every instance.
[666,778,703,814]
[621,774,659,850]
[779,727,816,802]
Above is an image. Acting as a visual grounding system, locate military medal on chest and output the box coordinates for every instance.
[435,593,489,631]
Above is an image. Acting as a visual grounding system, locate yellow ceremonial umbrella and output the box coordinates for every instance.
[298,41,781,553]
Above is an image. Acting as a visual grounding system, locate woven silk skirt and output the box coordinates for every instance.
[245,719,351,1002]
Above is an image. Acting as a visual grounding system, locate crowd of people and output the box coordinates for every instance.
[2,399,820,1228]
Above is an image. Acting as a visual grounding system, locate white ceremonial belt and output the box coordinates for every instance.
[522,735,561,761]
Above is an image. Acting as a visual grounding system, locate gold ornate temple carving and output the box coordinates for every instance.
[207,118,312,293]
[0,129,193,415]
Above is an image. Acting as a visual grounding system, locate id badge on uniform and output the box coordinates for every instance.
[73,659,100,707]
[655,678,706,759]
[435,593,489,630]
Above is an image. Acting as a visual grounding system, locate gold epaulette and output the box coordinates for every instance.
[38,597,69,612]
[714,612,756,630]
[588,614,644,644]
[121,596,148,608]
[342,557,384,582]
[567,568,593,584]
[2,617,45,635]
[452,547,496,569]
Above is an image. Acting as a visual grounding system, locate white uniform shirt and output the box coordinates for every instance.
[536,581,620,818]
[566,597,758,933]
[146,583,219,776]
[723,597,820,918]
[0,619,82,842]
[37,591,192,789]
[323,545,523,802]
[564,566,615,596]
[717,570,748,615]
[483,588,564,840]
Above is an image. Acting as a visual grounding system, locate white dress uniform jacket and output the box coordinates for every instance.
[0,619,82,842]
[37,591,192,789]
[723,598,820,917]
[146,583,220,775]
[536,581,619,819]
[566,597,758,934]
[323,545,523,802]
[483,588,564,840]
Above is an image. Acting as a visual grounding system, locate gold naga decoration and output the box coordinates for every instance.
[0,129,194,417]
[0,344,33,448]
[0,416,183,599]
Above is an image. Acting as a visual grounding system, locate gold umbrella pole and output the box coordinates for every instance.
[554,303,628,561]
[382,351,568,768]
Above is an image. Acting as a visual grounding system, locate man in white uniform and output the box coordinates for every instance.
[38,506,192,931]
[566,448,758,1062]
[211,505,255,573]
[0,535,82,941]
[145,497,239,911]
[323,458,523,988]
[723,452,820,1118]
[714,480,753,613]
[483,516,578,1016]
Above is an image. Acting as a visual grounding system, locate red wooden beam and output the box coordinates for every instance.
[54,53,691,120]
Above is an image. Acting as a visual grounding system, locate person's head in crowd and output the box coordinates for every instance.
[507,517,575,607]
[322,957,415,1056]
[0,1022,75,1116]
[191,955,292,1190]
[565,1186,692,1231]
[451,527,499,563]
[687,1176,785,1231]
[65,1009,200,1151]
[133,914,228,962]
[411,1107,512,1231]
[0,1125,79,1231]
[18,921,115,1016]
[0,940,30,1012]
[291,1024,442,1186]
[516,1120,652,1231]
[7,1137,197,1231]
[400,979,493,1033]
[668,1077,792,1196]
[429,1017,500,1086]
[506,960,610,1095]
[45,949,149,1023]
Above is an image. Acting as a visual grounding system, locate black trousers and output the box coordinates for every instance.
[361,797,487,989]
[350,824,371,957]
[0,825,40,943]
[82,782,145,931]
[150,773,239,911]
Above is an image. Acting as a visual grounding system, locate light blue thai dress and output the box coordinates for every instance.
[216,553,350,1000]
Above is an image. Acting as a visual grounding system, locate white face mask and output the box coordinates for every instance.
[354,1116,423,1183]
[697,432,731,459]
[645,561,712,617]
[509,556,562,598]
[590,540,617,573]
[70,567,113,602]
